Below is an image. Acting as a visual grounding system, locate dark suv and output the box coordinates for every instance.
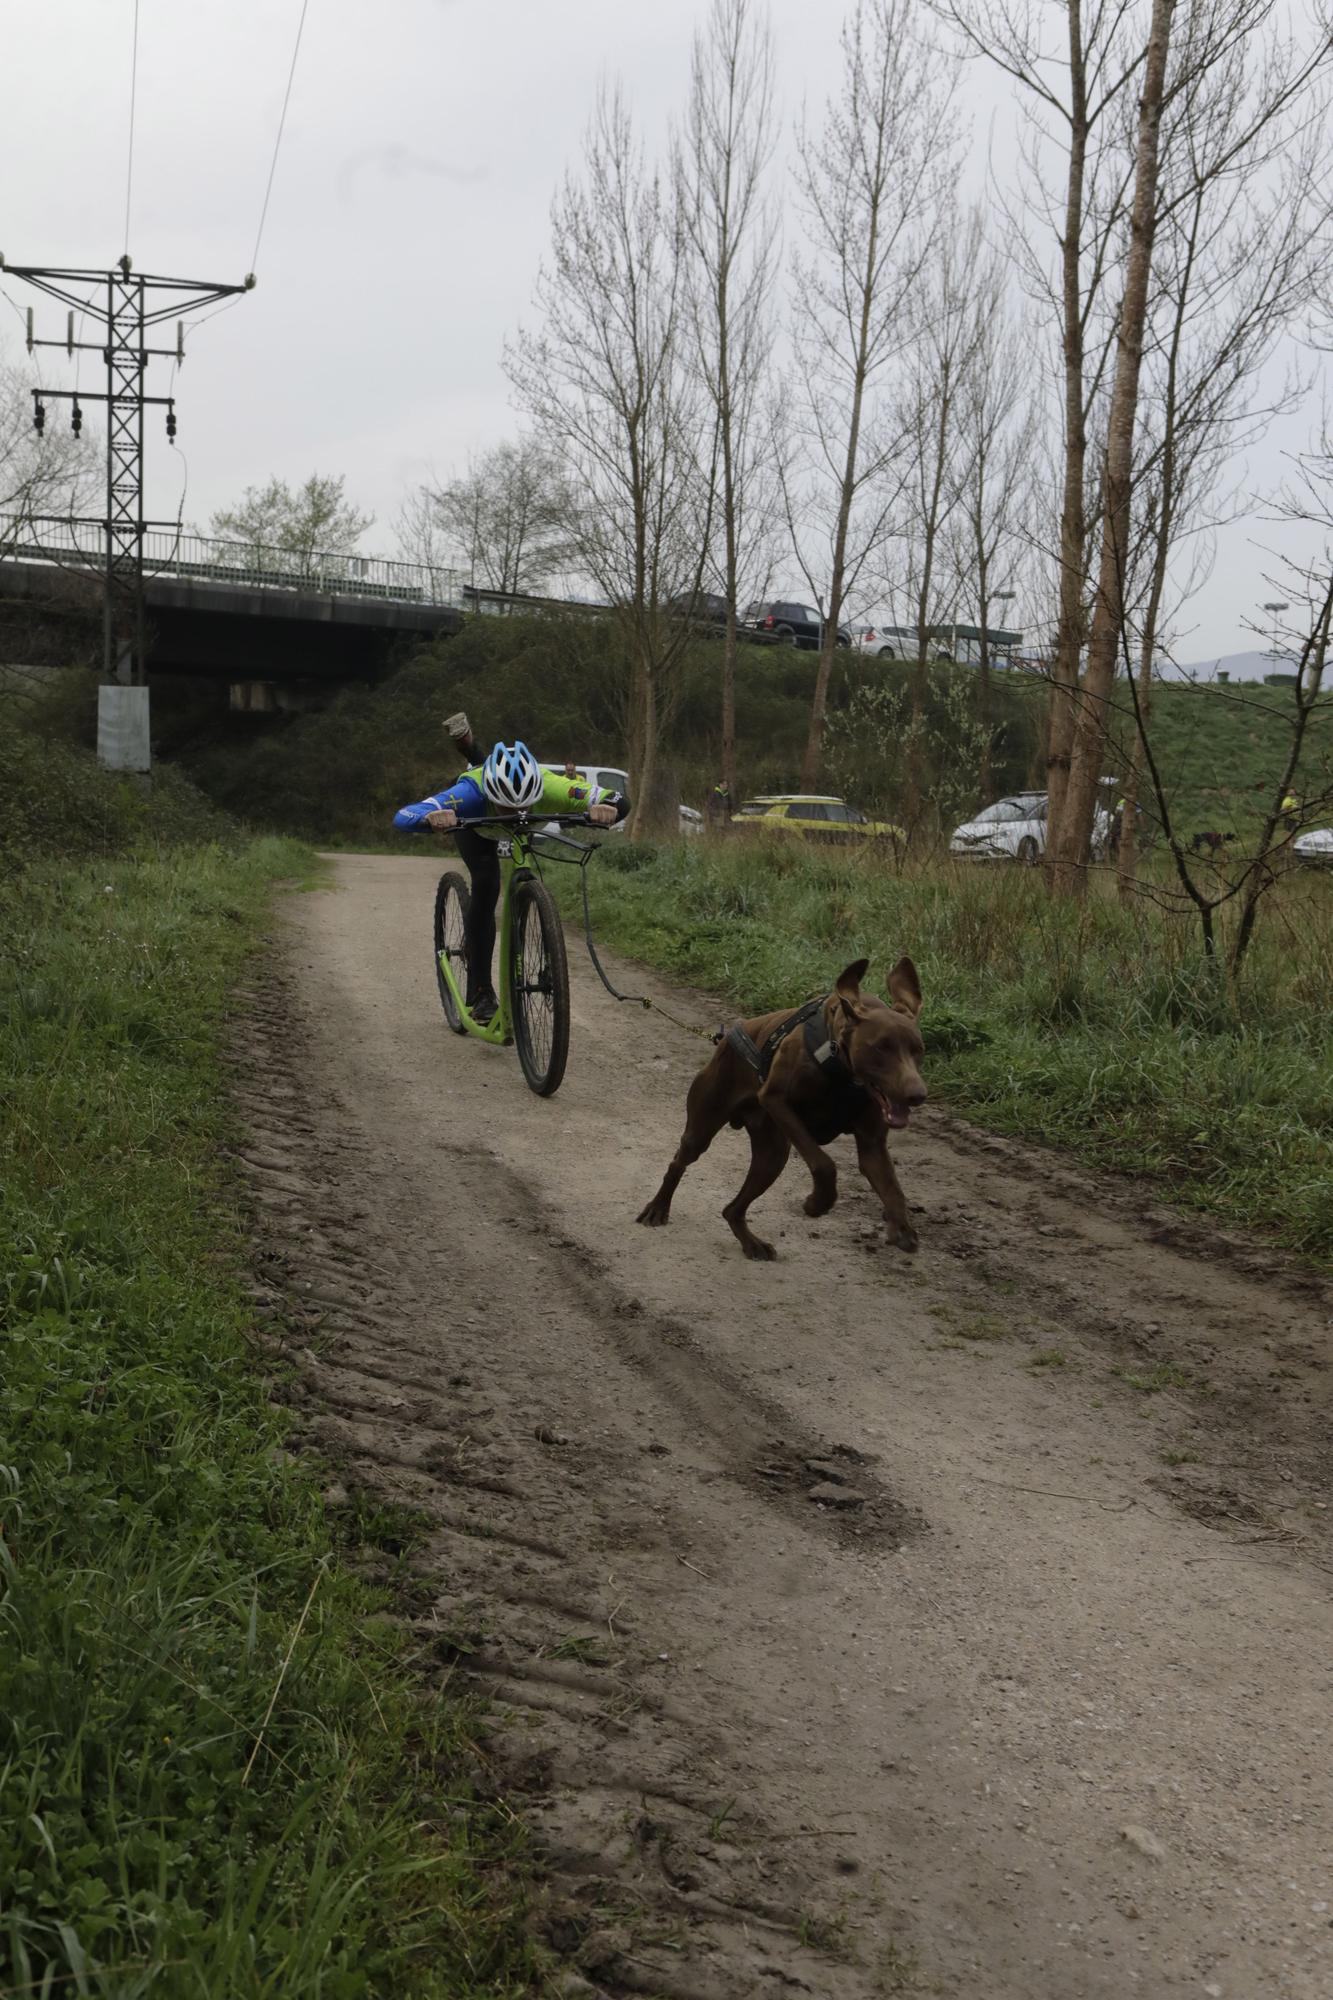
[667,590,728,626]
[743,600,851,650]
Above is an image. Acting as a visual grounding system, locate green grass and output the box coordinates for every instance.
[565,838,1333,1261]
[0,840,541,1997]
[1144,678,1332,834]
[1,708,237,864]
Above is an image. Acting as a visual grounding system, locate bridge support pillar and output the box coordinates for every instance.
[229,680,278,713]
[98,684,151,777]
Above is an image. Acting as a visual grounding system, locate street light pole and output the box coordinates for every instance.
[993,587,1016,668]
[1261,600,1289,670]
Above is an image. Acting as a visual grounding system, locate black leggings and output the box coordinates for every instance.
[454,824,501,1003]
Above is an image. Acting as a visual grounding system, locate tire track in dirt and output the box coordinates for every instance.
[230,855,1333,1999]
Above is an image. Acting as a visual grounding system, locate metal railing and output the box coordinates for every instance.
[0,513,466,609]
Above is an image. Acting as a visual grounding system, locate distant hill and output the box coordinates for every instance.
[1165,648,1296,684]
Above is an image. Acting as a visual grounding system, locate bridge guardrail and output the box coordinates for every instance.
[0,515,466,610]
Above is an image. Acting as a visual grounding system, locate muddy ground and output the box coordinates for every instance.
[231,854,1332,1999]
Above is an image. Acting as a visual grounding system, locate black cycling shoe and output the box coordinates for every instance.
[470,990,499,1025]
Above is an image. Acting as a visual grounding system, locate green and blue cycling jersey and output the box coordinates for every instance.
[393,766,629,833]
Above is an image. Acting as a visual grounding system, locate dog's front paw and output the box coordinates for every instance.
[636,1199,670,1227]
[741,1234,777,1261]
[803,1174,837,1218]
[886,1221,918,1254]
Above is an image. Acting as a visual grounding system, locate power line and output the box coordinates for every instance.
[251,0,311,272]
[123,0,141,257]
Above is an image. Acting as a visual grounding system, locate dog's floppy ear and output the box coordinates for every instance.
[887,955,922,1018]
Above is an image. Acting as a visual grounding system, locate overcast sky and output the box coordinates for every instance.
[1,0,1325,665]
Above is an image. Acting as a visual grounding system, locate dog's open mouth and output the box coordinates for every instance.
[869,1086,912,1129]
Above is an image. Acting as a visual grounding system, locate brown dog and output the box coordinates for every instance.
[637,958,926,1260]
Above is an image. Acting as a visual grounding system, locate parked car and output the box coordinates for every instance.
[949,793,1112,864]
[668,590,728,626]
[853,624,896,658]
[742,600,851,650]
[546,762,701,837]
[851,624,925,660]
[733,794,903,846]
[1293,827,1333,867]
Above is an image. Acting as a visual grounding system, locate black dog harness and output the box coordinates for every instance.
[718,992,855,1088]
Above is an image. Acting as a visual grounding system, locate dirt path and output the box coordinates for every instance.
[235,854,1333,1999]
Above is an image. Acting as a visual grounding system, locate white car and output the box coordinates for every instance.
[1293,827,1333,867]
[544,762,702,837]
[852,624,907,659]
[949,793,1112,864]
[852,624,948,661]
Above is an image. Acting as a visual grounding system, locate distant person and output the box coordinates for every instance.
[1110,797,1127,858]
[706,780,733,830]
[393,715,628,1022]
[1281,792,1301,833]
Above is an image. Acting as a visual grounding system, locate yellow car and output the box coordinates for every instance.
[733,794,904,846]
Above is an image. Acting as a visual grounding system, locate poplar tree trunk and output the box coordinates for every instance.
[801,377,865,790]
[1044,2,1092,858]
[1050,0,1176,897]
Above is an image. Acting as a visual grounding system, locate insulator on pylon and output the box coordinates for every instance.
[71,402,83,437]
[67,311,75,356]
[25,308,33,354]
[166,404,177,440]
[177,322,185,363]
[33,398,46,436]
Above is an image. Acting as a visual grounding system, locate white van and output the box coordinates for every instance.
[546,761,702,836]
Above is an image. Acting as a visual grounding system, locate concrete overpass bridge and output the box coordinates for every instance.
[0,515,466,703]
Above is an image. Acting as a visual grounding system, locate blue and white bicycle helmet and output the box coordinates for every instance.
[482,739,545,811]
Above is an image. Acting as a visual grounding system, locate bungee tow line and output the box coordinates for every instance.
[574,850,717,1044]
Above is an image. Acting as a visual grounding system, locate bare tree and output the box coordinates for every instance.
[898,207,990,771]
[788,0,956,790]
[953,272,1033,801]
[1047,0,1179,894]
[507,86,707,831]
[675,0,778,800]
[0,358,96,548]
[1052,0,1333,891]
[397,439,575,598]
[1114,53,1330,899]
[937,0,1145,845]
[393,481,455,577]
[1110,565,1333,966]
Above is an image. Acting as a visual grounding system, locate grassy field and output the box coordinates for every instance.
[0,839,541,1997]
[570,836,1333,1261]
[1139,676,1332,836]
